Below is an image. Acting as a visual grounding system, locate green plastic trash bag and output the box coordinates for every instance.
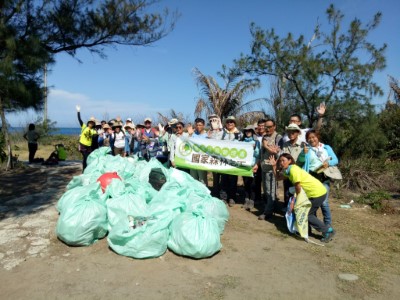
[168,168,210,195]
[107,193,149,230]
[107,213,169,259]
[87,147,112,166]
[121,159,137,179]
[57,182,105,213]
[124,178,157,203]
[56,195,108,246]
[66,171,103,190]
[167,211,222,259]
[104,178,125,198]
[186,195,229,234]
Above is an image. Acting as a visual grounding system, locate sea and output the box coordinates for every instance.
[9,127,81,136]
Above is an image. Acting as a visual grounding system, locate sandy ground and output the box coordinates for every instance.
[0,163,399,300]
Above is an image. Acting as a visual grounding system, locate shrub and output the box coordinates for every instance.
[339,158,400,194]
[355,190,398,214]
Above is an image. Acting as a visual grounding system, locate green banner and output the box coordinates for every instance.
[174,137,254,177]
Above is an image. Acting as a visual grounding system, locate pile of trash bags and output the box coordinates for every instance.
[56,147,229,259]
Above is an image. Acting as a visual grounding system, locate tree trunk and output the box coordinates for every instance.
[0,96,13,170]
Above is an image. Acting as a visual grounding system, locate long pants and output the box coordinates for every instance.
[243,176,254,199]
[283,178,293,206]
[79,143,92,171]
[28,143,38,163]
[262,170,277,214]
[190,169,208,186]
[212,172,222,198]
[80,150,90,171]
[221,174,238,201]
[309,193,329,234]
[321,182,332,225]
[254,166,262,202]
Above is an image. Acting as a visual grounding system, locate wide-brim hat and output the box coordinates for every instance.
[285,123,301,133]
[87,117,96,125]
[136,123,145,128]
[124,124,134,130]
[144,117,152,123]
[224,116,236,124]
[208,114,219,120]
[168,118,179,126]
[112,121,123,129]
[243,124,256,134]
[102,124,111,130]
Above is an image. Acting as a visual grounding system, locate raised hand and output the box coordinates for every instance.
[187,124,194,135]
[158,123,165,135]
[76,105,80,112]
[303,144,309,154]
[317,102,326,116]
[269,155,277,167]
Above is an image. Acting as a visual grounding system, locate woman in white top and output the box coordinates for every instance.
[23,123,40,163]
[111,121,126,156]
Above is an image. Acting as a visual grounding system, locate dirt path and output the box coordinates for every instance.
[0,165,399,299]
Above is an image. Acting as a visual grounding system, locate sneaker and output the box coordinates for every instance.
[242,198,250,209]
[247,200,254,211]
[258,213,273,220]
[228,199,235,207]
[321,228,336,243]
[220,191,228,200]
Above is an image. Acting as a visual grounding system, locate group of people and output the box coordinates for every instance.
[77,102,338,243]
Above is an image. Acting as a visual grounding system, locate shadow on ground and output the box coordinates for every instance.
[0,164,81,220]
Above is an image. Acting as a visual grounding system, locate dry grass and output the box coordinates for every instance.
[305,199,400,297]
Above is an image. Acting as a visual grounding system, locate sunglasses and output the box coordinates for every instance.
[265,125,274,129]
[226,120,235,124]
[176,126,183,129]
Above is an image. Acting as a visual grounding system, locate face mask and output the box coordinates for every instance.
[210,118,220,130]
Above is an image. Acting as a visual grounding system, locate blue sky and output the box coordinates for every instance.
[9,0,400,127]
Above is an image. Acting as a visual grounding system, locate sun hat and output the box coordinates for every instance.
[126,117,132,122]
[95,120,101,126]
[87,116,96,125]
[136,123,145,128]
[285,123,301,133]
[243,124,256,134]
[168,118,179,126]
[224,116,236,123]
[144,117,152,123]
[124,124,134,130]
[102,124,111,130]
[208,114,219,120]
[112,121,123,128]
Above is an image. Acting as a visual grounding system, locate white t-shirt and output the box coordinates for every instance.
[113,131,125,148]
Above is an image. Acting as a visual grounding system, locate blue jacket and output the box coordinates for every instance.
[302,143,339,172]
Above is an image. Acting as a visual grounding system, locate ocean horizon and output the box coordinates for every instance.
[9,127,81,136]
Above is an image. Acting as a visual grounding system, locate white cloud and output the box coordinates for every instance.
[6,88,171,128]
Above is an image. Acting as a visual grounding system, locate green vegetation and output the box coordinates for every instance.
[1,0,177,168]
[356,190,392,211]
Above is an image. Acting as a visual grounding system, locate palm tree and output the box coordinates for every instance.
[193,66,265,122]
